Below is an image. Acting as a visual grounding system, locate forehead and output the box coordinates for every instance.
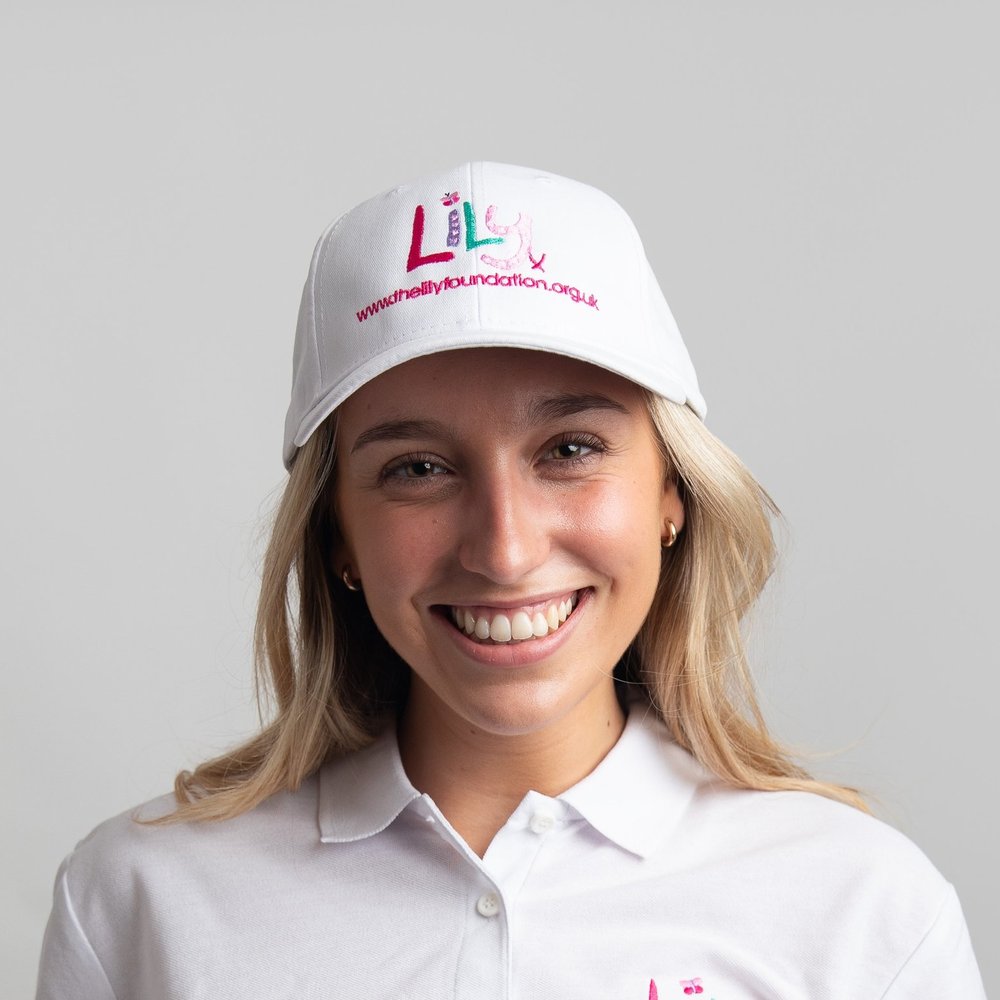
[337,347,646,432]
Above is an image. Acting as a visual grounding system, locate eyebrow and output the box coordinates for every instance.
[527,392,630,423]
[350,419,451,454]
[349,393,630,455]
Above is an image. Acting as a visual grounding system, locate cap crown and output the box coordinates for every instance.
[285,162,704,467]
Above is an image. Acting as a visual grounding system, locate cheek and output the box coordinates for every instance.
[344,511,440,660]
[558,480,663,570]
[346,504,452,604]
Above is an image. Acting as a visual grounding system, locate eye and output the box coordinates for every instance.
[542,433,606,464]
[550,441,591,459]
[381,454,450,481]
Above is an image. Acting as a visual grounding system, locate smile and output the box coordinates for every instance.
[447,592,580,644]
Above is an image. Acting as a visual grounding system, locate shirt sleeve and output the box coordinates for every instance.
[880,884,986,999]
[35,855,117,1000]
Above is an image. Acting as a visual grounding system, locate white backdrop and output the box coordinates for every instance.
[3,2,997,995]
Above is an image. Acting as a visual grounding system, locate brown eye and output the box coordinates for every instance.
[544,434,604,462]
[382,455,450,482]
[404,461,436,477]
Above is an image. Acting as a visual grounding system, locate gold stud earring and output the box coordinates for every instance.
[661,520,678,548]
[341,568,362,592]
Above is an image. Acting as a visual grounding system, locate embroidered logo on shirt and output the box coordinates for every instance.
[649,978,714,999]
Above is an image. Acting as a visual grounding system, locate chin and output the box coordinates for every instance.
[433,674,615,740]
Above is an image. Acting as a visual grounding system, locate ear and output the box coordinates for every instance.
[660,478,685,539]
[333,541,353,578]
[331,513,357,576]
[330,488,356,578]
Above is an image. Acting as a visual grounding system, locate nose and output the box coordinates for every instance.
[456,470,552,585]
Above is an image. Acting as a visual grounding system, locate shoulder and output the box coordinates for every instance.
[671,779,963,985]
[626,711,948,899]
[685,778,950,900]
[39,778,325,998]
[61,777,321,912]
[622,762,987,994]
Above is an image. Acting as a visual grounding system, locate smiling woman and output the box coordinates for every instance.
[36,163,985,999]
[335,350,674,850]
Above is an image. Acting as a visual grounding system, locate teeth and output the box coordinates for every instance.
[511,611,533,640]
[489,615,512,642]
[450,594,578,644]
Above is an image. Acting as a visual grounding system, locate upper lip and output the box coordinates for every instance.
[435,588,583,611]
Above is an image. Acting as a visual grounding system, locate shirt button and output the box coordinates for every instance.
[529,812,555,834]
[476,892,500,917]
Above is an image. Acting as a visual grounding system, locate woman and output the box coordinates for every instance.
[37,163,985,998]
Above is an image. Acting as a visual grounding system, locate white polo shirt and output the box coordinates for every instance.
[37,708,985,999]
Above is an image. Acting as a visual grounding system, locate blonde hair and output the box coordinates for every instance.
[159,396,866,823]
[637,396,865,807]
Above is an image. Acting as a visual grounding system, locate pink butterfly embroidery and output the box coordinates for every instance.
[680,978,704,995]
[441,191,460,206]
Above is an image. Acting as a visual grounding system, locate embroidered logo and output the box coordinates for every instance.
[407,198,524,272]
[353,195,600,323]
[648,978,714,999]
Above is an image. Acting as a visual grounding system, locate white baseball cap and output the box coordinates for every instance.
[284,161,705,468]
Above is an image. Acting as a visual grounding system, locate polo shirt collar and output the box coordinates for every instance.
[318,724,421,842]
[317,705,707,856]
[558,703,708,857]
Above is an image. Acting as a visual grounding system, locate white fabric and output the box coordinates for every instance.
[283,162,706,468]
[36,708,985,999]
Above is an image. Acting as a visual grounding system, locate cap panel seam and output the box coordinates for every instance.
[471,162,484,331]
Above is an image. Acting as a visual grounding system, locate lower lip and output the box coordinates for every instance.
[432,589,591,668]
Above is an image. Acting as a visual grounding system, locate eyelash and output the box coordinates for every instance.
[378,434,607,486]
[379,454,450,483]
[544,432,606,463]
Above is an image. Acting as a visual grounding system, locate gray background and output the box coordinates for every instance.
[2,1,996,994]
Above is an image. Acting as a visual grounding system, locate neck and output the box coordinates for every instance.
[397,681,626,857]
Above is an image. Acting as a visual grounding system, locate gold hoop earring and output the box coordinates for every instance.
[661,520,678,549]
[341,568,362,592]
